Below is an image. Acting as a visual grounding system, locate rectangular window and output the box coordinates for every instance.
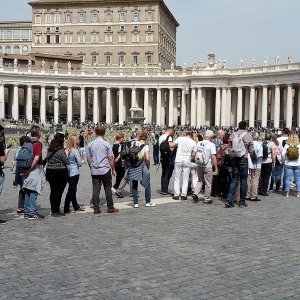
[55,35,60,44]
[91,33,98,43]
[105,55,111,65]
[78,13,85,23]
[54,13,60,24]
[78,33,85,43]
[13,29,21,40]
[4,30,12,40]
[119,55,125,65]
[146,54,152,65]
[146,11,153,21]
[133,11,139,22]
[65,13,72,23]
[105,34,112,43]
[105,11,112,22]
[35,35,41,44]
[65,34,72,44]
[46,35,51,44]
[92,55,97,65]
[132,33,139,43]
[45,14,52,24]
[119,12,125,22]
[132,55,138,65]
[119,34,126,43]
[91,13,98,23]
[35,14,41,24]
[146,33,153,42]
[55,27,59,32]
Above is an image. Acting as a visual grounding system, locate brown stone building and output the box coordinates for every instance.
[29,0,179,69]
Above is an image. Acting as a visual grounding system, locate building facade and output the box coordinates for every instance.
[0,22,32,56]
[29,0,179,69]
[0,61,300,129]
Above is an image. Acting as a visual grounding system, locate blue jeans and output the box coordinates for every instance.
[270,164,283,190]
[284,166,300,192]
[227,157,248,203]
[132,180,151,204]
[153,149,159,165]
[24,189,38,216]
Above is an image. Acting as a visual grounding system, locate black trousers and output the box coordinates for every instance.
[258,163,273,194]
[92,171,114,209]
[161,161,174,193]
[46,168,69,213]
[113,165,125,190]
[64,174,80,213]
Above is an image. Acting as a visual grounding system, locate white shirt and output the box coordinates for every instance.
[249,141,263,170]
[135,141,150,157]
[282,144,300,167]
[194,140,216,169]
[262,141,275,164]
[277,136,288,149]
[174,136,196,162]
[159,134,173,146]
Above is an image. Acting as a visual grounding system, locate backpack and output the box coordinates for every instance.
[286,145,299,161]
[262,141,269,160]
[229,132,247,158]
[120,142,144,168]
[16,141,34,169]
[160,135,171,160]
[195,141,209,165]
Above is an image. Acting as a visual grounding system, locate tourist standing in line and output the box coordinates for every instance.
[170,132,196,200]
[269,135,283,192]
[0,125,10,224]
[64,134,85,214]
[22,125,45,219]
[159,126,175,195]
[79,130,85,164]
[112,133,125,194]
[45,132,70,217]
[192,130,218,204]
[282,133,300,197]
[277,128,289,191]
[225,121,254,208]
[152,134,160,166]
[86,126,119,214]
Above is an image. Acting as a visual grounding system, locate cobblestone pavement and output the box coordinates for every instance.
[1,150,300,299]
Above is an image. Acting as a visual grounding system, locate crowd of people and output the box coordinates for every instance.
[0,121,299,224]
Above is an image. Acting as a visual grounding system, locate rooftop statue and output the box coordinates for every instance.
[275,55,280,65]
[288,54,293,64]
[264,56,268,66]
[239,58,244,68]
[207,52,216,68]
[14,58,18,68]
[41,60,45,69]
[251,58,256,68]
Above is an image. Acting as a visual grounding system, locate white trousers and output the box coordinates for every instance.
[174,160,191,197]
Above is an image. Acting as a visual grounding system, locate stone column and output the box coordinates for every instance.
[80,87,86,123]
[106,88,111,123]
[274,85,280,128]
[156,88,161,125]
[237,87,243,126]
[196,88,202,127]
[99,90,103,122]
[93,87,99,124]
[202,89,207,125]
[168,88,174,126]
[286,84,293,128]
[181,89,186,125]
[54,86,59,124]
[67,87,73,123]
[270,87,275,122]
[148,90,153,124]
[131,88,137,110]
[40,85,46,124]
[26,85,32,121]
[226,88,232,126]
[12,84,19,120]
[119,88,124,124]
[161,91,166,125]
[191,87,196,126]
[173,90,178,125]
[249,86,255,128]
[215,87,221,126]
[257,88,262,122]
[244,88,250,121]
[186,91,191,125]
[261,86,268,127]
[221,88,227,126]
[0,84,4,119]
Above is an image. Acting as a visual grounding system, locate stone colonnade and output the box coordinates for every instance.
[1,82,300,128]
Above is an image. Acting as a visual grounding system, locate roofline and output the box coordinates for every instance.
[0,21,32,24]
[160,0,179,27]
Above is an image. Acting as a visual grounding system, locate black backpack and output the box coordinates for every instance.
[120,142,145,168]
[262,141,269,159]
[160,135,171,159]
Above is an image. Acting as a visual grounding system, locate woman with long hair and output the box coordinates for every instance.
[269,135,283,191]
[45,132,70,216]
[282,133,300,197]
[64,134,85,214]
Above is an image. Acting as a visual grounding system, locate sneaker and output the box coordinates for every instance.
[145,202,156,207]
[134,204,139,208]
[203,200,213,204]
[250,197,261,201]
[17,208,25,214]
[225,201,235,208]
[28,213,45,220]
[107,207,119,213]
[192,194,199,203]
[160,191,168,196]
[173,196,180,200]
[0,220,7,224]
[90,203,94,208]
[181,196,188,200]
[111,187,116,194]
[129,193,133,197]
[115,191,124,198]
[238,202,248,208]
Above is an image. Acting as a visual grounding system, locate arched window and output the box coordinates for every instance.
[4,45,11,54]
[13,45,20,54]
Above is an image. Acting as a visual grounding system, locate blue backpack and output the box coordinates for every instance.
[16,142,34,169]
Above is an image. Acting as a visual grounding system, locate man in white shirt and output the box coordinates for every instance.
[277,128,289,191]
[170,132,196,200]
[192,130,218,204]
